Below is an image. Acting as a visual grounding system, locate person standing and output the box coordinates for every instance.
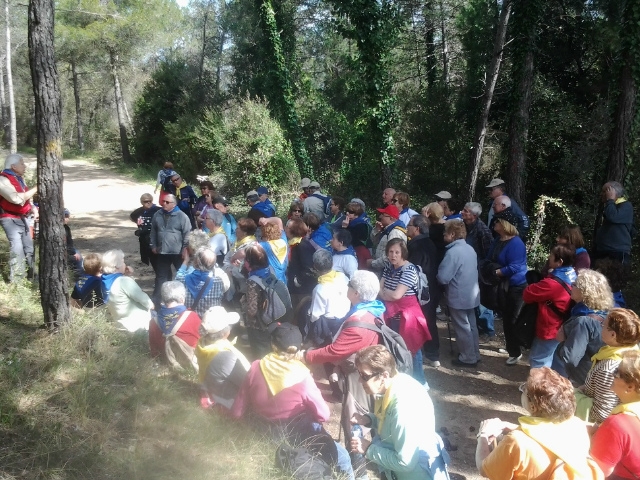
[170,173,198,229]
[594,181,634,267]
[130,193,161,274]
[0,154,38,281]
[150,194,192,306]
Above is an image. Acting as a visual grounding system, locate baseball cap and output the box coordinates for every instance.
[212,195,230,206]
[434,191,452,200]
[200,306,240,335]
[376,204,400,220]
[486,178,505,188]
[271,323,303,351]
[256,186,269,195]
[300,178,311,188]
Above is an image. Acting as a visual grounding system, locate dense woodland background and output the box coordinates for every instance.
[2,0,639,247]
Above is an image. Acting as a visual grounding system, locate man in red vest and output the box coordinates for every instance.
[0,154,38,281]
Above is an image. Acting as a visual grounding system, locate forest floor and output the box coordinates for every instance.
[18,156,534,479]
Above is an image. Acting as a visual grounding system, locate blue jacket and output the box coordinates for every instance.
[595,199,634,254]
[488,236,527,286]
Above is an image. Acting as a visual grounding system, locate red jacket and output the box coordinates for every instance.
[0,172,32,218]
[523,277,572,340]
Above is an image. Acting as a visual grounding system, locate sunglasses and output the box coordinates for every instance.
[346,210,355,215]
[142,200,152,204]
[162,200,175,205]
[293,209,303,213]
[358,370,380,382]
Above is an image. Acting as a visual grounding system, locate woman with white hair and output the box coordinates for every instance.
[101,249,154,332]
[205,208,229,266]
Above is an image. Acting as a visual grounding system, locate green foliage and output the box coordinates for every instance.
[526,195,574,269]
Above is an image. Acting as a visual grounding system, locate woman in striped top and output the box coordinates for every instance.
[379,238,431,385]
[575,308,640,424]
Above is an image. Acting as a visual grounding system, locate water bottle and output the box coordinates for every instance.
[351,424,363,439]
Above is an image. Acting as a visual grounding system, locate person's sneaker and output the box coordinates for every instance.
[424,359,441,368]
[506,354,523,366]
[498,348,508,354]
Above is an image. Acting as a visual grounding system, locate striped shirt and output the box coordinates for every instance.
[382,262,419,297]
[584,358,620,424]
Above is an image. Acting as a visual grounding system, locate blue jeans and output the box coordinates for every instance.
[476,305,495,336]
[0,217,34,281]
[412,350,428,387]
[335,441,355,480]
[529,338,560,368]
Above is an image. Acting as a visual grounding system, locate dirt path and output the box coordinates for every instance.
[57,157,533,480]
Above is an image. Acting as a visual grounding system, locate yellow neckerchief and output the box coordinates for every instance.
[611,399,640,417]
[209,225,227,239]
[267,238,288,263]
[518,415,591,476]
[233,235,256,250]
[374,376,397,433]
[317,270,340,285]
[615,197,627,205]
[591,345,639,368]
[288,237,302,246]
[195,337,250,383]
[175,180,188,199]
[259,352,309,396]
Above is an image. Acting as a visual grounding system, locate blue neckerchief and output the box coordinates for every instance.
[614,291,626,308]
[570,302,606,319]
[310,224,333,251]
[101,273,123,302]
[343,300,386,320]
[162,206,180,215]
[157,305,188,335]
[264,199,276,215]
[400,207,409,215]
[551,266,576,286]
[2,169,26,189]
[445,213,462,220]
[575,247,587,256]
[349,214,367,228]
[333,245,356,257]
[75,274,101,298]
[184,269,213,298]
[250,266,271,280]
[381,219,405,237]
[252,201,273,217]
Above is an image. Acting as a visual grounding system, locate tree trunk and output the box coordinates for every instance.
[423,0,436,88]
[109,51,132,163]
[0,59,7,144]
[28,0,70,329]
[215,0,227,96]
[467,0,512,201]
[199,8,208,85]
[71,60,84,153]
[439,0,448,88]
[5,0,17,152]
[607,58,636,184]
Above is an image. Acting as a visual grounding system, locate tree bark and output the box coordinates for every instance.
[423,0,436,88]
[214,0,227,96]
[71,60,84,153]
[5,0,17,152]
[28,0,70,329]
[439,0,448,88]
[109,51,132,163]
[467,0,512,201]
[606,57,636,183]
[0,59,7,144]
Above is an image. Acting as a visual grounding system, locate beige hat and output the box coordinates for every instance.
[300,178,311,188]
[486,178,505,188]
[201,306,240,334]
[309,181,321,189]
[246,190,258,198]
[434,191,452,200]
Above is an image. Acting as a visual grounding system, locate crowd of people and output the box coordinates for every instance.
[3,152,640,480]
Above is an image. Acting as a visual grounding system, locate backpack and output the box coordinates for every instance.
[311,193,332,217]
[344,318,414,375]
[249,273,293,330]
[275,443,333,480]
[415,265,431,306]
[161,169,176,192]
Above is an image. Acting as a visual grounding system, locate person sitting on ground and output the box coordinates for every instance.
[169,173,198,228]
[241,244,293,358]
[258,216,289,283]
[101,249,154,332]
[256,186,276,216]
[476,367,601,480]
[341,201,373,269]
[331,229,358,279]
[63,209,83,277]
[290,213,331,298]
[350,345,450,480]
[590,350,640,479]
[223,217,257,299]
[552,269,613,386]
[368,204,407,272]
[392,191,419,228]
[196,306,250,409]
[287,200,304,220]
[437,220,481,368]
[149,281,201,371]
[193,180,215,220]
[303,181,330,222]
[153,161,176,203]
[328,196,346,232]
[70,252,103,308]
[285,217,308,309]
[575,308,640,424]
[305,249,351,347]
[231,323,354,479]
[298,270,385,475]
[175,230,230,291]
[557,225,590,272]
[522,244,576,368]
[422,202,447,266]
[407,215,440,368]
[130,193,161,273]
[204,209,229,266]
[177,247,225,318]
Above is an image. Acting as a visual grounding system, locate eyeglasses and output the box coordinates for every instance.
[358,370,380,382]
[162,200,175,205]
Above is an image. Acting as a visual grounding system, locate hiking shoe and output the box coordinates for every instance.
[506,355,522,366]
[424,359,441,368]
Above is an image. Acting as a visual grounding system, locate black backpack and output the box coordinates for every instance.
[249,273,293,330]
[344,318,414,375]
[275,443,333,480]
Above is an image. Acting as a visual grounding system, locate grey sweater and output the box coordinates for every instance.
[437,239,480,309]
[150,208,192,254]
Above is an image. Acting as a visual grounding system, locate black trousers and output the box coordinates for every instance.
[153,254,183,306]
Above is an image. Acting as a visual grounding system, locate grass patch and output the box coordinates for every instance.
[0,281,290,480]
